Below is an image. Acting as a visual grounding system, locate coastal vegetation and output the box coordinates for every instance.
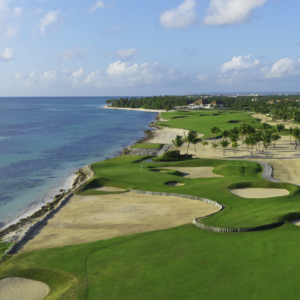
[2,154,300,299]
[131,143,164,149]
[2,106,300,299]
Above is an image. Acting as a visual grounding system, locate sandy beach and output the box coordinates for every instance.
[102,105,174,113]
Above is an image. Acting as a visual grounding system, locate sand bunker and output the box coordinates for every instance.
[92,186,126,192]
[17,192,219,253]
[166,182,184,186]
[0,277,50,300]
[158,167,223,179]
[229,188,289,198]
[291,220,300,226]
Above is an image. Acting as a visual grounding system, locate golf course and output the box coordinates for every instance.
[1,109,300,300]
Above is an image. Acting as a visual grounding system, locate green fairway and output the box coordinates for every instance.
[75,155,300,229]
[159,110,265,138]
[2,153,300,299]
[131,143,164,149]
[1,224,300,300]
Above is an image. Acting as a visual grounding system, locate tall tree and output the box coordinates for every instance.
[172,135,184,154]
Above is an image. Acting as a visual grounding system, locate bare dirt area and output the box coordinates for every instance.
[92,186,126,192]
[0,277,50,300]
[229,188,289,198]
[158,167,223,178]
[17,192,219,253]
[147,127,202,144]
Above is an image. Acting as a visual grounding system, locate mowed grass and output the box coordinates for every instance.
[2,224,300,299]
[131,143,164,149]
[2,155,300,299]
[75,155,300,228]
[159,110,264,138]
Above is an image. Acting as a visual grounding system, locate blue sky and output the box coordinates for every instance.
[0,0,299,96]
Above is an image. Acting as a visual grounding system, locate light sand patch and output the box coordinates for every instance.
[92,186,126,192]
[291,220,300,226]
[0,277,50,300]
[229,188,289,198]
[17,192,219,253]
[148,127,202,144]
[158,167,223,178]
[166,182,184,186]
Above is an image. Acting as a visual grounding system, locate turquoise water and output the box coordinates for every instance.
[0,97,156,227]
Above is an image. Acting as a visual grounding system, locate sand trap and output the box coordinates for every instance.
[148,127,202,144]
[16,192,219,253]
[0,277,50,300]
[158,167,223,178]
[92,186,126,192]
[166,182,184,186]
[291,220,300,226]
[229,188,289,198]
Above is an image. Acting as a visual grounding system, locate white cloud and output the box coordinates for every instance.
[107,49,139,61]
[203,0,267,25]
[0,47,13,60]
[0,0,22,38]
[265,58,300,78]
[14,61,186,89]
[159,0,197,29]
[37,10,60,36]
[89,0,104,14]
[58,47,90,62]
[221,55,259,73]
[197,74,207,80]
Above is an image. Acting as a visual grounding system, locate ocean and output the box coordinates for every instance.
[0,97,156,228]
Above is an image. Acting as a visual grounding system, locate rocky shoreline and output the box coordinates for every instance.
[121,114,163,155]
[0,112,162,254]
[0,165,94,246]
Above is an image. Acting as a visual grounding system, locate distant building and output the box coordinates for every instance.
[268,100,276,104]
[252,98,258,101]
[189,98,211,109]
[210,100,225,108]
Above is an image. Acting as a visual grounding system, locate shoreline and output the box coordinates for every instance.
[102,105,175,113]
[1,172,76,231]
[0,110,161,247]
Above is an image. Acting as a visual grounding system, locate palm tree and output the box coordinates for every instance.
[271,133,281,148]
[232,141,239,153]
[212,142,219,152]
[289,127,293,144]
[201,140,208,151]
[191,137,202,152]
[184,131,197,156]
[221,130,229,141]
[239,124,248,147]
[172,135,184,154]
[261,133,271,157]
[260,123,270,134]
[220,140,229,156]
[229,134,239,151]
[210,126,220,146]
[244,135,256,156]
[292,128,300,150]
[276,124,285,137]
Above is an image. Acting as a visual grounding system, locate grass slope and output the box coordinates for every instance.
[1,224,300,299]
[159,110,273,138]
[131,143,164,149]
[75,155,300,228]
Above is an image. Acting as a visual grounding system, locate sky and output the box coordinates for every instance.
[0,0,299,96]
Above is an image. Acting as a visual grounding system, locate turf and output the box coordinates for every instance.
[2,224,300,299]
[131,143,164,149]
[0,242,13,257]
[158,110,285,138]
[1,144,300,299]
[75,155,300,229]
